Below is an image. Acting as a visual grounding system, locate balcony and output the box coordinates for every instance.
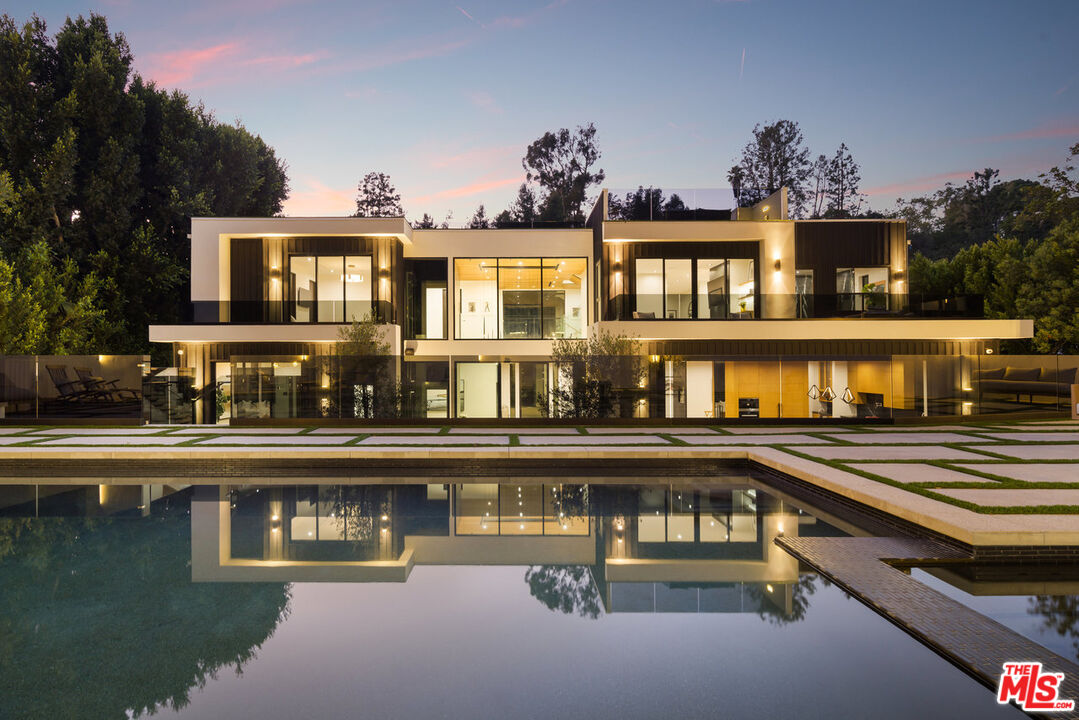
[608,293,985,321]
[182,300,396,324]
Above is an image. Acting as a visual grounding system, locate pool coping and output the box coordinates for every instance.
[1,445,1078,547]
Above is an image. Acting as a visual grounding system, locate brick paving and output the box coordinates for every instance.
[777,535,1079,718]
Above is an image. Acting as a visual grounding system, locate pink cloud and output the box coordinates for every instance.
[139,40,329,88]
[467,90,503,114]
[482,0,570,30]
[243,51,327,70]
[140,42,239,86]
[428,144,518,171]
[282,178,355,217]
[975,121,1079,144]
[410,175,524,205]
[863,170,975,197]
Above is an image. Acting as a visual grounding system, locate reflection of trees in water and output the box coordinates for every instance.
[0,494,291,719]
[745,574,819,626]
[329,485,391,543]
[525,565,602,619]
[1029,595,1079,661]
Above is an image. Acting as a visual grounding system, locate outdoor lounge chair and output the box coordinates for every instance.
[45,365,103,402]
[74,367,140,401]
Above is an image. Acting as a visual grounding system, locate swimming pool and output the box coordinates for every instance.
[0,477,1022,719]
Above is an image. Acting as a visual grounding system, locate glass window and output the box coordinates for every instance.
[664,259,692,319]
[634,258,663,318]
[290,256,316,322]
[455,258,586,339]
[344,256,372,321]
[837,267,888,312]
[543,258,586,338]
[500,258,541,338]
[696,259,728,319]
[317,256,344,322]
[455,259,497,339]
[729,258,755,318]
[795,269,813,318]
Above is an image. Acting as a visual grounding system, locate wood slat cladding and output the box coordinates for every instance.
[601,240,759,320]
[794,221,905,283]
[642,338,980,357]
[230,236,402,323]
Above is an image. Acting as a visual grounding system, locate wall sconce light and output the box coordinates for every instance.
[986,348,994,355]
[773,258,781,271]
[177,349,184,357]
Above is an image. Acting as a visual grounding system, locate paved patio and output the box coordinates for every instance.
[0,418,1076,546]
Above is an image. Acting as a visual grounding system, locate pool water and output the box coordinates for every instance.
[0,479,1021,719]
[914,565,1079,664]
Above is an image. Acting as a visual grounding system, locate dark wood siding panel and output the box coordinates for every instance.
[794,221,899,291]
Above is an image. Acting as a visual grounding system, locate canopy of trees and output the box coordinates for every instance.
[907,145,1079,353]
[0,13,289,355]
[727,120,865,218]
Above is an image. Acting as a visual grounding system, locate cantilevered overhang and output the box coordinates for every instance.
[192,216,413,245]
[149,323,401,351]
[592,318,1033,342]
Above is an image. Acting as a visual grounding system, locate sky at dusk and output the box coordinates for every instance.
[11,0,1079,222]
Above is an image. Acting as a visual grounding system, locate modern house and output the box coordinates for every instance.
[148,189,1034,423]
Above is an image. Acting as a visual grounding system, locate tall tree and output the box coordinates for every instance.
[733,120,811,216]
[353,171,402,217]
[809,154,828,218]
[824,143,862,217]
[730,120,812,216]
[522,123,605,223]
[413,213,437,229]
[467,204,490,229]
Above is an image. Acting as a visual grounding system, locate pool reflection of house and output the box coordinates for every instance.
[190,481,818,616]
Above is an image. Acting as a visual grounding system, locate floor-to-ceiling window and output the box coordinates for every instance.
[640,257,755,319]
[455,258,586,339]
[289,255,372,322]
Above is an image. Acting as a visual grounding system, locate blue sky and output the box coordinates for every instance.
[14,0,1079,221]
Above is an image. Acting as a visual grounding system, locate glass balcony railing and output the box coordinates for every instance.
[610,293,984,320]
[606,188,737,221]
[182,301,395,324]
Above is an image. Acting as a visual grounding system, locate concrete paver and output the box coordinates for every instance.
[975,445,1079,460]
[935,488,1079,507]
[844,463,992,485]
[673,433,830,445]
[791,445,987,461]
[518,434,669,445]
[953,463,1079,484]
[829,432,985,444]
[36,435,192,445]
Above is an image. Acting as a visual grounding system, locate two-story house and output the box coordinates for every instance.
[149,189,1032,423]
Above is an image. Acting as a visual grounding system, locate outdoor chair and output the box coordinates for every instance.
[45,365,103,402]
[74,367,140,401]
